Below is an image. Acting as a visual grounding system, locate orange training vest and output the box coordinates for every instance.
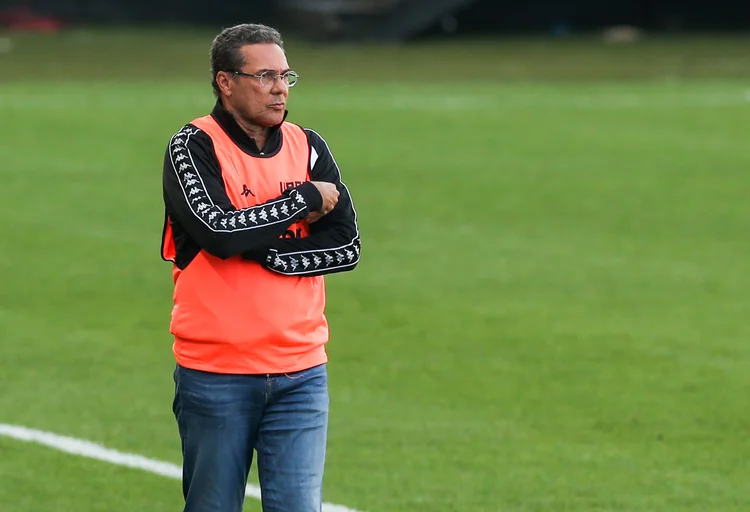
[163,116,328,374]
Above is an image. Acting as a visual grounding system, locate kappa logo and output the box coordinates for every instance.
[241,184,255,197]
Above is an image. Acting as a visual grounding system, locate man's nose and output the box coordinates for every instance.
[271,77,289,95]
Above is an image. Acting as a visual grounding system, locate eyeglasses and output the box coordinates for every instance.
[229,70,299,88]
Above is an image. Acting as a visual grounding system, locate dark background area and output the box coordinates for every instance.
[2,0,750,35]
[445,0,750,34]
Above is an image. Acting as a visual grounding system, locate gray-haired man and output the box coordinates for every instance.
[161,23,360,512]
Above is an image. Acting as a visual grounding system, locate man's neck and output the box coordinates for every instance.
[223,102,270,151]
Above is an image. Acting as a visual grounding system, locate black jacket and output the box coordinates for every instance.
[161,101,361,277]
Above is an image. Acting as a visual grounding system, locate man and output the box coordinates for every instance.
[160,23,361,512]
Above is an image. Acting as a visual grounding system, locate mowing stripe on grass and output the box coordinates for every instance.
[0,423,364,512]
[2,89,750,111]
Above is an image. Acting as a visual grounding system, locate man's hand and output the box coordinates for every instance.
[310,181,339,215]
[306,211,325,223]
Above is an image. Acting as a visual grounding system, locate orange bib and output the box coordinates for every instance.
[165,116,328,374]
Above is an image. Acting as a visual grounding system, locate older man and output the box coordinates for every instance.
[160,23,361,512]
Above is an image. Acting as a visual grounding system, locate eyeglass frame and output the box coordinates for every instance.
[228,70,300,88]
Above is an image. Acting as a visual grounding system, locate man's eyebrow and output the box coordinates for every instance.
[254,68,292,74]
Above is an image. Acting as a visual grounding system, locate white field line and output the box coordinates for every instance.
[0,423,363,512]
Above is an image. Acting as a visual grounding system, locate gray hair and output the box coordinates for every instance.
[210,24,285,97]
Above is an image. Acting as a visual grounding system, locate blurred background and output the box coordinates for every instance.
[4,0,750,40]
[1,2,750,512]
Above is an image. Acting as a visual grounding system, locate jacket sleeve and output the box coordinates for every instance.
[242,129,361,276]
[163,124,323,260]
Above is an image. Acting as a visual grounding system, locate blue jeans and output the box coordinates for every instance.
[172,363,329,512]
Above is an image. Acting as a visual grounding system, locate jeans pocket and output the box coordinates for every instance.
[175,365,242,412]
[284,363,327,381]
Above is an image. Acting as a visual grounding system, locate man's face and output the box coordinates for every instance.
[222,44,290,127]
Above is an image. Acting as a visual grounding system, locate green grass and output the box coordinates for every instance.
[1,29,750,511]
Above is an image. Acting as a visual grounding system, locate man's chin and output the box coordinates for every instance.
[260,111,286,127]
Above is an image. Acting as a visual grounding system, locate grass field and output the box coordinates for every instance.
[1,29,750,512]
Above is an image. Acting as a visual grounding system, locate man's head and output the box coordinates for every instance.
[211,24,296,128]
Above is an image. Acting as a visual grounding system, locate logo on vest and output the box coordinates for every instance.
[279,181,304,194]
[241,184,255,197]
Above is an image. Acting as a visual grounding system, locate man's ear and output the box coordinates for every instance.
[216,71,233,97]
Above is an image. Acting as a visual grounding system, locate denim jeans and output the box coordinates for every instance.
[172,363,329,512]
